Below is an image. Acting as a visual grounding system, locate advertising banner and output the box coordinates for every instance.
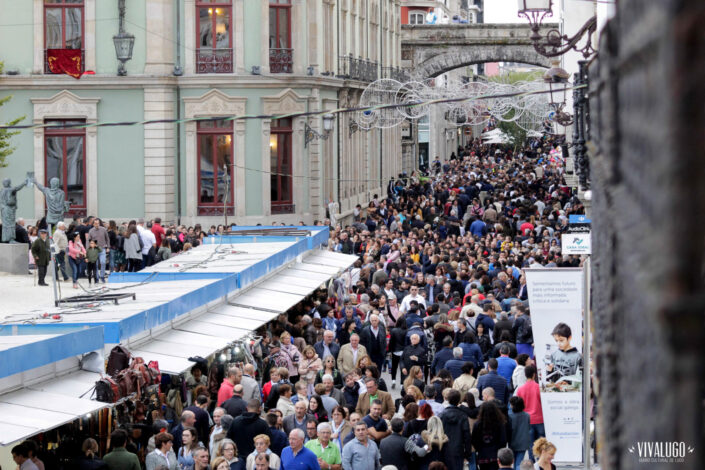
[561,232,592,255]
[525,268,584,462]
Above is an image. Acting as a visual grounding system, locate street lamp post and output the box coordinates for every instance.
[305,114,335,148]
[572,60,590,191]
[544,60,573,127]
[517,0,596,191]
[517,0,597,59]
[113,0,135,76]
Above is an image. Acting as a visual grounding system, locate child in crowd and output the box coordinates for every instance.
[86,239,101,285]
[508,396,532,469]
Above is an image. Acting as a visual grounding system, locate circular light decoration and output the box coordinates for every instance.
[396,81,431,120]
[357,78,405,129]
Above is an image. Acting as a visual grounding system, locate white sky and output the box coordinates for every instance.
[483,0,560,23]
[484,0,522,23]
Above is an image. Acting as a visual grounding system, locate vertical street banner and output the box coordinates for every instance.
[525,268,584,462]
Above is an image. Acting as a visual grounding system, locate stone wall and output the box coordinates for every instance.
[401,23,553,78]
[589,1,705,469]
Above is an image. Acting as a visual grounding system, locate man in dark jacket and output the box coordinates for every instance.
[339,232,353,254]
[184,394,211,449]
[31,229,51,286]
[493,313,515,344]
[401,333,427,378]
[360,313,387,371]
[512,305,534,357]
[379,418,412,470]
[266,412,288,456]
[430,336,454,376]
[227,399,271,458]
[441,390,472,470]
[444,348,466,379]
[221,384,247,418]
[477,358,512,406]
[314,330,341,361]
[15,219,30,245]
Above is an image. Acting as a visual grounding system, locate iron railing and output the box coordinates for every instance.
[269,48,294,73]
[337,54,379,82]
[198,206,234,216]
[381,66,409,82]
[271,202,295,214]
[44,49,85,74]
[196,48,233,73]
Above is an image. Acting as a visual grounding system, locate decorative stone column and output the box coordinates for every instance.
[144,0,175,75]
[143,86,175,221]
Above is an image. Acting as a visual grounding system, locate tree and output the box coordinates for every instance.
[498,109,527,152]
[0,61,24,168]
[488,69,543,151]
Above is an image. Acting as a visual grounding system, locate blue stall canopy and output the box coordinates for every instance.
[0,328,108,446]
[126,250,358,375]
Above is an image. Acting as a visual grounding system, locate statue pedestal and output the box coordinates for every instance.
[0,243,28,275]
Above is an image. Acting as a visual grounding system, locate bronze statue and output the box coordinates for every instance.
[31,176,70,226]
[0,177,29,243]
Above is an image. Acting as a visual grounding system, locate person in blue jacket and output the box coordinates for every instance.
[458,331,484,371]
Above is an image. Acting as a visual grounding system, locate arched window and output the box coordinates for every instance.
[409,11,425,25]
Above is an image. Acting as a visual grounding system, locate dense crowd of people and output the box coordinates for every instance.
[20,214,244,288]
[12,137,584,470]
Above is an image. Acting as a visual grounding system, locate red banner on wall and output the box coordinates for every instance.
[46,49,83,79]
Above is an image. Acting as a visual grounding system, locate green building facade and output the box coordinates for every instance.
[0,0,404,226]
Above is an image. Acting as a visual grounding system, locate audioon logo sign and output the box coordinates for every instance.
[628,442,694,463]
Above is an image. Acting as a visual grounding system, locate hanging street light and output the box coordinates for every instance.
[544,60,573,126]
[113,0,135,76]
[517,0,597,59]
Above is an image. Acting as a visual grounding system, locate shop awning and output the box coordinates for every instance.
[127,251,358,375]
[0,371,107,446]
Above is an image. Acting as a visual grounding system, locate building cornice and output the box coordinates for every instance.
[0,74,380,91]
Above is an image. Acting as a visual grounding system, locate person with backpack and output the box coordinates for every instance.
[512,305,533,357]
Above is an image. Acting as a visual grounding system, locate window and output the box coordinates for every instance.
[44,120,86,216]
[197,120,234,215]
[270,119,293,214]
[196,0,233,73]
[409,12,425,25]
[269,0,293,73]
[44,0,84,74]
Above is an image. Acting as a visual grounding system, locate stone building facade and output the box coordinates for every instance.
[0,0,403,226]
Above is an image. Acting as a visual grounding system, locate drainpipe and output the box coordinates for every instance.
[378,0,383,192]
[174,0,183,76]
[174,0,183,223]
[336,0,341,205]
[175,87,182,224]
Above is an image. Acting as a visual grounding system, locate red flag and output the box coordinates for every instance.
[46,49,83,79]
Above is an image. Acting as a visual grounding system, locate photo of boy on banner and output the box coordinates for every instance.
[541,322,583,393]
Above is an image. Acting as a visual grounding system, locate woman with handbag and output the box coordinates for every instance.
[68,232,86,289]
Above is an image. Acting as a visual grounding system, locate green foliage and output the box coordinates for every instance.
[498,108,527,151]
[488,70,541,150]
[0,61,25,168]
[487,70,544,84]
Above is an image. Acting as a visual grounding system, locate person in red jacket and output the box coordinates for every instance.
[151,217,166,249]
[514,364,545,446]
[217,365,242,406]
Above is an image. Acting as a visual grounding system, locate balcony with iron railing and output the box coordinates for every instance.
[337,55,379,82]
[271,202,295,214]
[196,48,233,74]
[381,66,410,82]
[269,48,294,73]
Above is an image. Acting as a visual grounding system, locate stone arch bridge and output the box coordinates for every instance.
[401,23,557,79]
